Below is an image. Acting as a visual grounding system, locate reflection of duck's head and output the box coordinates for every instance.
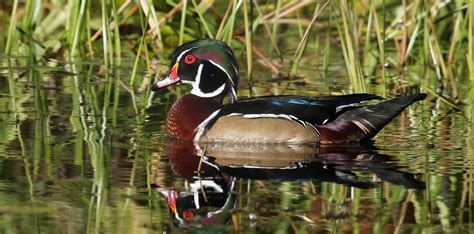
[158,178,237,229]
[160,140,237,228]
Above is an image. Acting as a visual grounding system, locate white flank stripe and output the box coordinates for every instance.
[335,104,353,113]
[231,113,307,127]
[194,109,221,141]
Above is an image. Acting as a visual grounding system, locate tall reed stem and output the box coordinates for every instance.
[179,0,188,44]
[338,0,365,93]
[5,0,19,54]
[469,0,474,80]
[112,0,122,64]
[71,0,88,57]
[243,0,253,94]
[290,2,328,78]
[100,0,111,67]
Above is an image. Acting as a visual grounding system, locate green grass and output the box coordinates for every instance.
[469,0,474,80]
[1,1,471,95]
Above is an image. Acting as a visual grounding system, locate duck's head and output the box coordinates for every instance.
[152,39,239,102]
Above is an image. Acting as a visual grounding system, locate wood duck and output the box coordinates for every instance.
[152,39,426,144]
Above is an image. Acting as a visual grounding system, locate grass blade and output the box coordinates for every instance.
[5,0,20,54]
[290,1,328,78]
[179,0,188,44]
[243,0,252,94]
[469,0,474,80]
[338,0,365,93]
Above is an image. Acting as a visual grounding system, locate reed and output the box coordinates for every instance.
[21,0,40,31]
[322,6,332,78]
[130,4,151,86]
[100,0,111,67]
[243,0,253,94]
[112,0,122,64]
[5,0,19,54]
[85,0,94,57]
[338,0,365,93]
[469,0,474,80]
[252,0,281,59]
[290,2,328,78]
[218,0,241,44]
[179,0,188,45]
[192,0,214,38]
[270,0,282,54]
[70,0,88,57]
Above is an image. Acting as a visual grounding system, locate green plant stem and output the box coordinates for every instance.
[323,6,332,78]
[112,0,122,64]
[338,0,365,93]
[243,0,252,95]
[179,0,188,44]
[469,0,474,80]
[270,0,282,54]
[130,4,151,86]
[192,0,214,38]
[71,0,88,57]
[101,0,111,67]
[252,0,281,59]
[221,0,240,44]
[86,0,94,58]
[290,2,327,78]
[5,0,19,54]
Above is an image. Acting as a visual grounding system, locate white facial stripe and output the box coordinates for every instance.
[175,46,198,63]
[209,58,238,102]
[190,64,227,98]
[208,59,235,86]
[195,63,204,84]
[176,46,237,87]
[218,47,239,78]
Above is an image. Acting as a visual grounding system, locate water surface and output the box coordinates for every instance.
[0,56,472,233]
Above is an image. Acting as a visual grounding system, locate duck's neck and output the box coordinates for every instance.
[167,94,223,141]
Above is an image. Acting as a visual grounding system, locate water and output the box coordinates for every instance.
[0,56,472,233]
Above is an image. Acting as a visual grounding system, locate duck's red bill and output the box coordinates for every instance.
[152,62,180,91]
[152,76,181,91]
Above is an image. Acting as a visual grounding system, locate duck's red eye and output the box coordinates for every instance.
[184,54,196,64]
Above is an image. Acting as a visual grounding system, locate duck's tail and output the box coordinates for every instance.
[318,93,426,143]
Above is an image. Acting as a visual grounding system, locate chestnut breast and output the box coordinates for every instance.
[167,94,222,141]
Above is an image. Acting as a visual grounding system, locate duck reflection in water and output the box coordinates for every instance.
[156,141,237,229]
[156,140,425,229]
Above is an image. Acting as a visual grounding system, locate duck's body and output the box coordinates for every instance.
[153,39,426,144]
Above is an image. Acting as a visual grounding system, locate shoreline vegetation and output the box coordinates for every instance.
[1,1,472,98]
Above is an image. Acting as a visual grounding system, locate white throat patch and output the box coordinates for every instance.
[183,64,226,98]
